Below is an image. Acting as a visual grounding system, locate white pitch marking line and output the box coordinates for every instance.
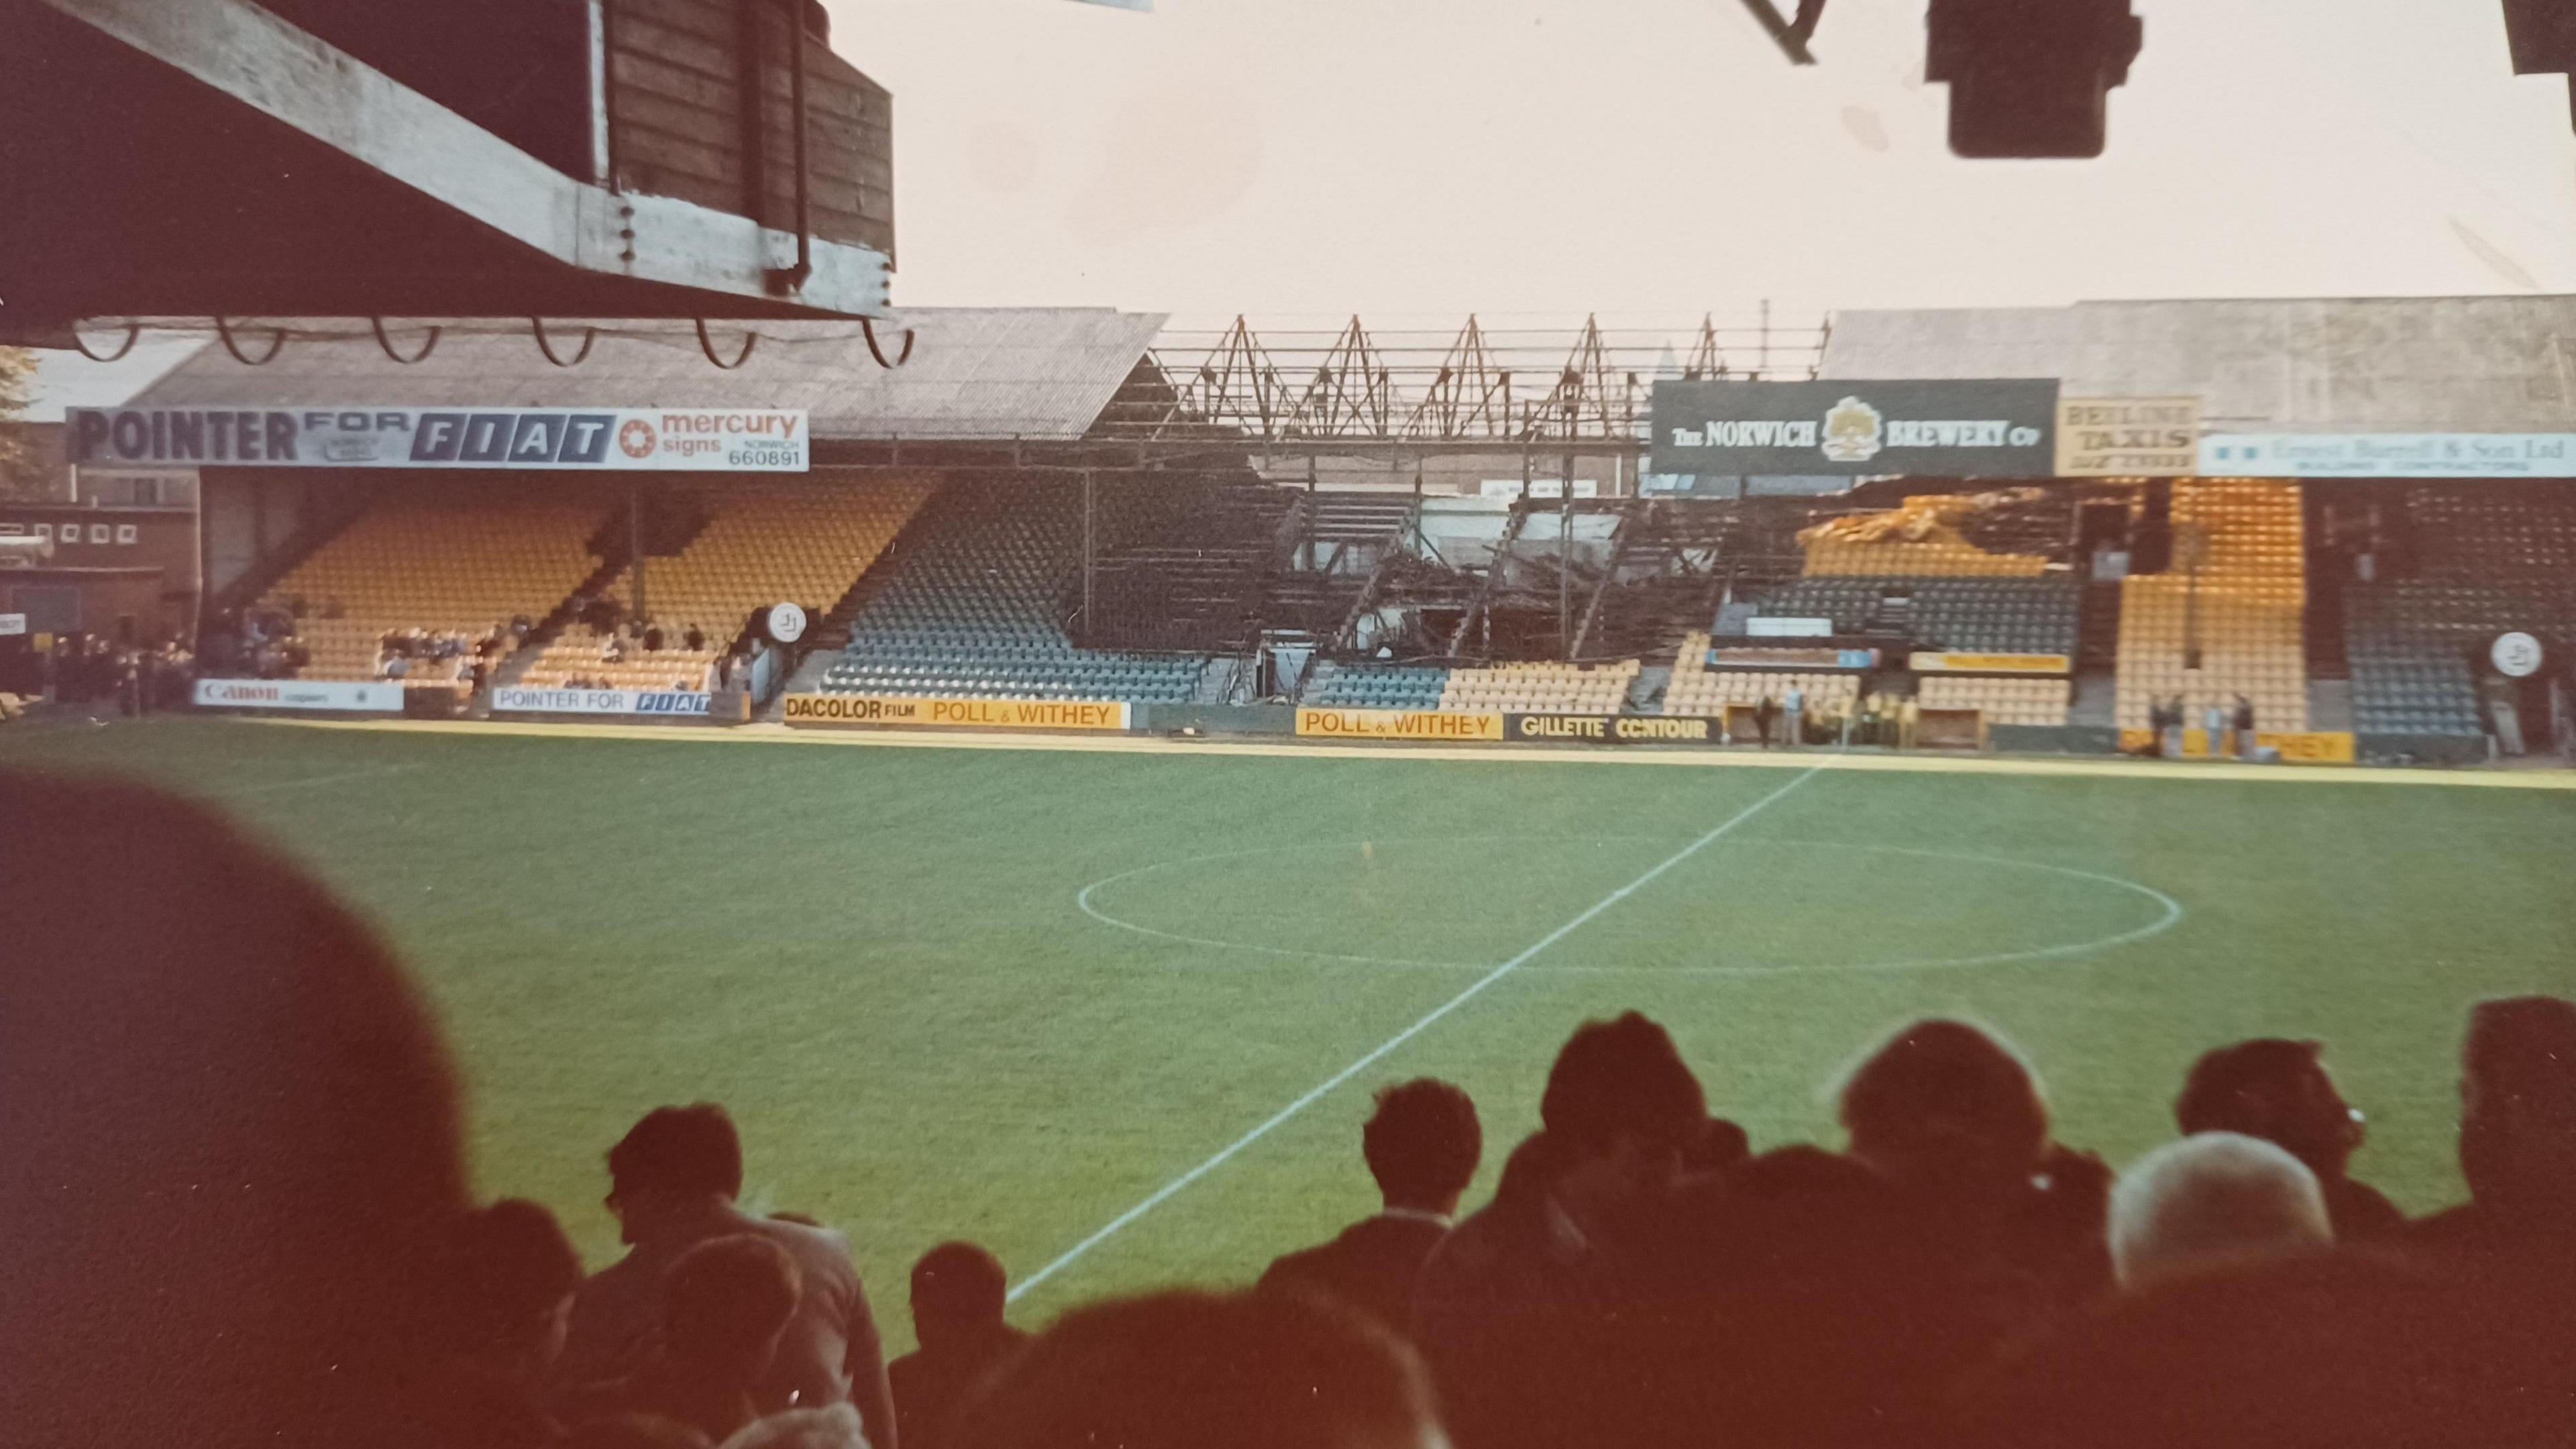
[1004,761,1829,1305]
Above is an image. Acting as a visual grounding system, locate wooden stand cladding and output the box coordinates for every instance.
[605,0,895,262]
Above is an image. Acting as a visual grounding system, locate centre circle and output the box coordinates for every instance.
[1076,836,2183,977]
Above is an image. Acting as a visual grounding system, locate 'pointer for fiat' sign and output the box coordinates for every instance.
[1651,379,2059,479]
[68,407,808,472]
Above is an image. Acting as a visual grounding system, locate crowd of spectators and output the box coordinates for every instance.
[6,770,2573,1449]
[7,632,195,714]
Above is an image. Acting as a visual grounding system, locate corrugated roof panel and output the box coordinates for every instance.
[124,308,1168,441]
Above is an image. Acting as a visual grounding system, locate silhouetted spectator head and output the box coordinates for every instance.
[719,1402,867,1449]
[1363,1077,1483,1214]
[664,1234,804,1384]
[563,1413,715,1449]
[2110,1133,2331,1291]
[0,772,468,1447]
[1682,1115,1754,1178]
[1838,1018,2048,1201]
[912,1241,1012,1354]
[1540,1011,1707,1172]
[2176,1038,2367,1180]
[450,1197,586,1379]
[2458,996,2576,1220]
[609,1104,745,1239]
[950,1290,1444,1449]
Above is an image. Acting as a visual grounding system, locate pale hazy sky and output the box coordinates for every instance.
[826,0,2576,323]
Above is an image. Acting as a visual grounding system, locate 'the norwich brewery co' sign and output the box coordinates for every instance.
[1651,380,2059,479]
[69,407,809,472]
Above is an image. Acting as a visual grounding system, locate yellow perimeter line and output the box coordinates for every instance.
[247,716,2576,791]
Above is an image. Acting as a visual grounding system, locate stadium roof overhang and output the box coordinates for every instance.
[117,310,1180,460]
[0,0,892,347]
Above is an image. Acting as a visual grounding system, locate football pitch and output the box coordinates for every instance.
[7,716,2573,1346]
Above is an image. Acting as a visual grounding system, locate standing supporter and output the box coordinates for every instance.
[1835,1019,2113,1317]
[2107,1133,2332,1291]
[949,1290,1444,1449]
[555,1106,898,1449]
[1262,1077,1482,1334]
[1755,694,1778,748]
[2174,1038,2403,1240]
[686,623,708,653]
[1411,1012,1705,1449]
[2233,693,2258,757]
[722,1403,869,1449]
[2203,700,2231,758]
[0,771,475,1447]
[399,1198,588,1448]
[573,1234,805,1445]
[1783,682,1806,747]
[2413,995,2576,1259]
[891,1242,1029,1449]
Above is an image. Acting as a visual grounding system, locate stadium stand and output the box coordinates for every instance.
[819,480,1208,702]
[2345,487,2576,740]
[1662,634,1863,718]
[1918,674,2075,727]
[519,480,931,692]
[259,486,610,692]
[1748,578,2080,657]
[2115,479,2310,732]
[1305,661,1451,710]
[1797,491,2059,578]
[1438,660,1640,714]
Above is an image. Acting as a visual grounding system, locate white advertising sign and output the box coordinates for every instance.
[2201,434,2576,479]
[0,613,24,637]
[70,407,808,472]
[490,686,711,716]
[193,678,405,711]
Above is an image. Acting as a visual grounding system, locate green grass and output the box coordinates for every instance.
[7,716,2573,1349]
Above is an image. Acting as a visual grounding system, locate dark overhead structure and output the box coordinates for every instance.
[0,0,896,346]
[1925,0,2143,159]
[2502,0,2576,129]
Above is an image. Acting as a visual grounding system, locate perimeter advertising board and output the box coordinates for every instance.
[491,687,711,716]
[1293,708,1503,741]
[193,678,404,711]
[68,407,808,472]
[783,695,1132,730]
[1652,380,2058,479]
[1505,714,1725,745]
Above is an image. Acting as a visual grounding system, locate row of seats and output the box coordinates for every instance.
[1665,667,1863,718]
[823,480,1210,703]
[2345,487,2576,739]
[1437,660,1640,713]
[1917,675,2074,727]
[261,488,608,684]
[2115,479,2310,731]
[1745,578,2080,657]
[1306,663,1450,710]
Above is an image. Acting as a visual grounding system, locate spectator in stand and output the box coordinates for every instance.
[1263,1078,1481,1334]
[2414,996,2576,1260]
[398,1198,588,1448]
[686,623,708,653]
[891,1242,1028,1449]
[386,652,413,681]
[574,1234,805,1445]
[2108,1133,2332,1291]
[2203,700,2231,758]
[1783,683,1806,747]
[1411,1012,1705,1449]
[554,1105,896,1449]
[1754,695,1778,748]
[950,1290,1444,1449]
[2233,694,2257,757]
[0,772,474,1447]
[1836,1019,2112,1317]
[2174,1038,2402,1241]
[645,623,666,653]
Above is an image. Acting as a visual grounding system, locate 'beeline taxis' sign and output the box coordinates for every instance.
[782,694,1132,730]
[68,407,808,472]
[1650,380,2059,478]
